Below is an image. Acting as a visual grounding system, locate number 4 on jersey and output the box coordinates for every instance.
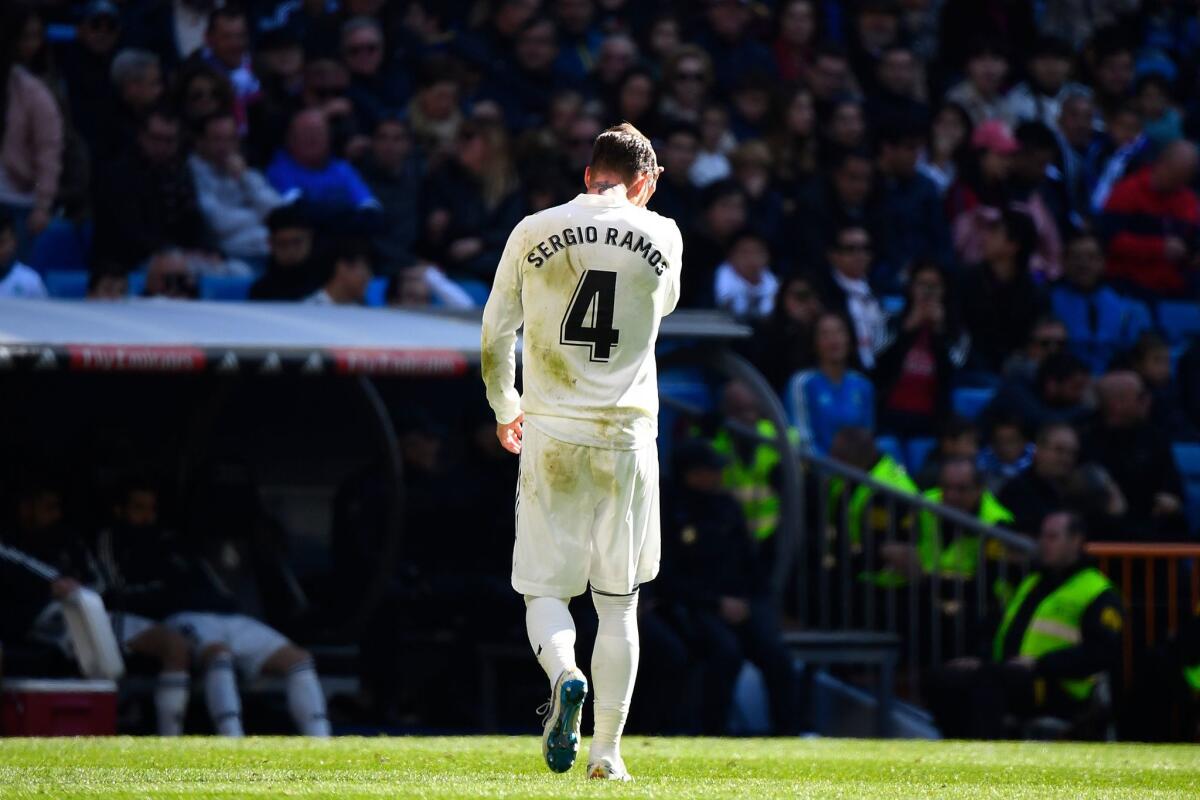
[560,269,620,362]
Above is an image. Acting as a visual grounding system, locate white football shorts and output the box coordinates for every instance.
[513,423,660,598]
[167,612,290,677]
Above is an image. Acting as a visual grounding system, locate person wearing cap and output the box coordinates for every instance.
[927,511,1122,739]
[657,438,799,735]
[248,204,322,300]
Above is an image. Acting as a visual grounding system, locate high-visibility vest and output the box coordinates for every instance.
[829,454,919,548]
[918,488,1014,578]
[993,567,1116,701]
[709,420,797,541]
[1184,663,1200,693]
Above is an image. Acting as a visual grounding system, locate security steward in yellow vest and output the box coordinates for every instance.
[914,457,1016,581]
[704,381,799,546]
[927,511,1123,739]
[826,427,919,588]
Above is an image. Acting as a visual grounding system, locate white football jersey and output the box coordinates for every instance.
[481,192,683,450]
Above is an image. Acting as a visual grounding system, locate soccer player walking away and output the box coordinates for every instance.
[481,124,682,781]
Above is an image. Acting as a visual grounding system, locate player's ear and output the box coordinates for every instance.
[583,165,592,191]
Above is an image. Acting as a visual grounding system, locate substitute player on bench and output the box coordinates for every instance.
[481,123,682,781]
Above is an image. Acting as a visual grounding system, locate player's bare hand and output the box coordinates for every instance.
[497,414,524,455]
[719,596,750,625]
[51,578,81,600]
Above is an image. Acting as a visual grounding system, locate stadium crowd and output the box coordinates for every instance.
[3,0,1200,740]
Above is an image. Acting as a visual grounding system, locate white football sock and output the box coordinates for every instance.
[155,671,190,736]
[524,595,578,689]
[589,589,639,763]
[204,652,244,737]
[286,660,331,737]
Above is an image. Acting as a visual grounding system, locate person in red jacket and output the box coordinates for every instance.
[1101,140,1200,298]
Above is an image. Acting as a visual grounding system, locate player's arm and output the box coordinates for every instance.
[481,222,526,454]
[663,221,683,316]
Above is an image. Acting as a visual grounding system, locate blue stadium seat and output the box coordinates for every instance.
[43,270,88,299]
[875,435,903,465]
[27,220,90,273]
[1172,443,1200,534]
[906,437,936,475]
[45,24,77,43]
[199,275,254,301]
[364,276,389,307]
[128,272,146,296]
[1157,302,1200,345]
[952,386,996,421]
[881,295,905,316]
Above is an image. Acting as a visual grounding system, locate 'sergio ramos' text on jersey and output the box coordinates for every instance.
[481,193,683,450]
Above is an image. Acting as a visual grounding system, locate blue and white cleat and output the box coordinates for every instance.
[537,668,588,774]
[587,755,632,782]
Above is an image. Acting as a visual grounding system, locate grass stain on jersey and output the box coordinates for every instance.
[534,345,577,390]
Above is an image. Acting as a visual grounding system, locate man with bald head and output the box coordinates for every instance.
[1081,370,1185,537]
[266,109,380,233]
[1102,139,1200,297]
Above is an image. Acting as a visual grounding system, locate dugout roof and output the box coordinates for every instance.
[0,299,750,376]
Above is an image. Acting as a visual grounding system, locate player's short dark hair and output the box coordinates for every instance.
[590,123,658,183]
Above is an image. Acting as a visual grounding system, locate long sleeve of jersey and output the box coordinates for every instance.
[480,222,527,425]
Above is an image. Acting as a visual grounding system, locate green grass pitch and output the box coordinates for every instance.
[1,736,1197,799]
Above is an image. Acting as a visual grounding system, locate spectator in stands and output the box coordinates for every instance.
[767,88,819,197]
[266,109,381,234]
[420,120,522,285]
[1081,370,1186,538]
[249,204,321,301]
[1002,315,1069,384]
[0,476,196,737]
[749,274,823,393]
[386,263,474,309]
[659,45,714,127]
[356,116,421,276]
[792,149,885,278]
[1177,341,1200,434]
[874,119,952,293]
[1135,73,1182,150]
[404,56,463,163]
[342,17,408,133]
[0,6,63,254]
[815,223,885,370]
[94,481,330,737]
[657,438,799,735]
[1102,140,1200,298]
[788,312,875,455]
[59,1,121,153]
[1126,332,1198,441]
[171,61,236,141]
[1090,102,1150,216]
[94,49,163,161]
[865,45,928,131]
[874,262,969,438]
[681,179,745,308]
[772,0,817,86]
[144,249,199,300]
[946,119,1017,233]
[190,112,283,267]
[648,124,702,232]
[928,511,1123,739]
[983,352,1093,433]
[482,16,577,131]
[120,0,213,71]
[86,266,128,301]
[961,208,1048,373]
[91,106,210,270]
[1005,36,1084,128]
[914,415,981,490]
[0,211,47,298]
[977,413,1034,495]
[945,40,1012,125]
[998,422,1126,535]
[1051,231,1151,374]
[1009,122,1064,279]
[197,7,259,129]
[697,0,776,94]
[306,239,372,305]
[610,67,661,140]
[691,104,734,187]
[917,102,971,196]
[728,71,777,142]
[728,140,784,248]
[714,230,779,323]
[824,96,869,155]
[807,46,858,118]
[1056,90,1099,220]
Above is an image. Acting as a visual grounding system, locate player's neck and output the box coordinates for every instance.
[586,175,629,198]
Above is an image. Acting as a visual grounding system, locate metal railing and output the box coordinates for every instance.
[1087,542,1200,686]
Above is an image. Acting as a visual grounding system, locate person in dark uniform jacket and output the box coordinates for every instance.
[927,510,1123,739]
[656,439,799,735]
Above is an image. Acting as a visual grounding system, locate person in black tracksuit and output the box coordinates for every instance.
[0,479,194,734]
[656,440,800,735]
